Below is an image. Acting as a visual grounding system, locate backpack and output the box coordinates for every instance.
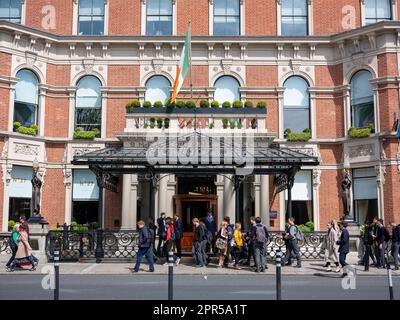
[255,225,267,244]
[294,226,304,241]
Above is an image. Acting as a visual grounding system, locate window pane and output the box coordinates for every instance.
[9,166,33,198]
[284,109,309,132]
[9,0,21,17]
[281,0,293,16]
[147,18,172,35]
[214,17,239,36]
[355,199,377,224]
[145,76,171,104]
[226,0,239,15]
[147,0,160,15]
[15,70,38,104]
[285,170,312,201]
[214,0,227,15]
[352,103,374,128]
[351,70,373,104]
[73,170,99,200]
[78,16,92,35]
[284,76,309,107]
[159,0,172,15]
[92,0,104,15]
[214,76,240,104]
[377,1,391,19]
[79,0,92,15]
[353,167,375,178]
[285,200,313,225]
[293,0,307,15]
[14,102,36,127]
[282,16,307,36]
[76,76,102,108]
[75,108,101,132]
[354,177,377,200]
[92,16,104,35]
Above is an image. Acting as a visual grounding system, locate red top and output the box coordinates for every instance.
[166,224,175,241]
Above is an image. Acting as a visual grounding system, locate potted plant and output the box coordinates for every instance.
[233,100,243,108]
[176,100,186,109]
[153,100,163,108]
[185,100,196,109]
[244,101,254,108]
[143,101,152,108]
[257,101,267,109]
[125,99,141,111]
[211,100,220,108]
[200,99,210,108]
[222,101,231,108]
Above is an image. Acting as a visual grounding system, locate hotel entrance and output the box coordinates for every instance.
[174,176,218,250]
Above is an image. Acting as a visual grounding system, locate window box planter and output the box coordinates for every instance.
[73,128,100,140]
[348,125,373,139]
[13,122,38,136]
[284,128,311,142]
[126,106,266,115]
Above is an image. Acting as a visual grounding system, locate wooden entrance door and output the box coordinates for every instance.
[174,194,218,250]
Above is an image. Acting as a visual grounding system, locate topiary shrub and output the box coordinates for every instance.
[211,100,220,108]
[185,100,196,109]
[233,100,243,108]
[256,101,267,109]
[153,100,163,108]
[14,122,38,136]
[244,101,254,108]
[222,101,231,108]
[125,99,141,111]
[143,101,152,108]
[348,124,373,139]
[176,100,186,108]
[73,128,100,139]
[200,99,210,108]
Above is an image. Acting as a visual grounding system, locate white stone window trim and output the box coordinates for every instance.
[209,0,245,36]
[72,0,109,36]
[141,0,177,36]
[276,0,313,36]
[360,0,397,27]
[20,0,26,25]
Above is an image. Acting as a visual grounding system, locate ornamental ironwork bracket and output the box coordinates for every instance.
[90,165,118,192]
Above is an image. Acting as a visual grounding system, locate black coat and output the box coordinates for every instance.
[139,226,152,249]
[194,224,206,242]
[375,224,385,243]
[392,225,400,243]
[337,228,350,253]
[174,218,184,240]
[157,217,166,236]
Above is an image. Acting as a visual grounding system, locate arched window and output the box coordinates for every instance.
[75,76,102,133]
[145,76,171,104]
[214,76,240,105]
[14,69,39,128]
[283,76,310,133]
[78,0,105,35]
[365,0,391,25]
[350,70,374,128]
[146,0,173,36]
[281,0,308,36]
[213,0,240,36]
[0,0,22,23]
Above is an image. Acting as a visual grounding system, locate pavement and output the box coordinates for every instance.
[1,251,399,276]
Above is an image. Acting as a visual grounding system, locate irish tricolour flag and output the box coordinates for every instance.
[171,27,191,103]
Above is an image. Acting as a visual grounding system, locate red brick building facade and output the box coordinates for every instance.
[0,0,399,235]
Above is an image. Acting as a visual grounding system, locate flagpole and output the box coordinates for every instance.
[188,19,193,100]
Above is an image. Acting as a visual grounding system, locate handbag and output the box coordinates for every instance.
[215,237,227,250]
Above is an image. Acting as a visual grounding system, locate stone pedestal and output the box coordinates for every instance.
[28,222,49,255]
[347,224,361,252]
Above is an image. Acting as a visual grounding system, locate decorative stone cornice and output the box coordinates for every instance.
[375,165,386,187]
[312,168,321,189]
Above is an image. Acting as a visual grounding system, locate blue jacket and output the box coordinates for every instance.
[204,215,216,235]
[337,228,349,253]
[139,226,153,249]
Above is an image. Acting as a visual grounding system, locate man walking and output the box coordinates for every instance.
[283,217,302,269]
[391,221,400,270]
[252,217,269,272]
[363,220,377,267]
[372,217,386,268]
[132,221,154,273]
[337,221,350,275]
[244,216,256,267]
[204,209,216,254]
[174,214,184,266]
[156,212,166,257]
[223,216,234,267]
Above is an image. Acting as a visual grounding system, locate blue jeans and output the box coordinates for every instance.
[134,247,154,272]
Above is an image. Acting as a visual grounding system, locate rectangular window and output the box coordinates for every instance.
[14,102,37,128]
[213,0,240,36]
[75,108,101,132]
[285,170,313,225]
[365,0,391,25]
[72,170,99,225]
[8,166,33,221]
[0,0,22,23]
[281,0,308,36]
[351,102,374,128]
[283,108,310,133]
[78,0,105,35]
[146,0,172,36]
[353,167,377,223]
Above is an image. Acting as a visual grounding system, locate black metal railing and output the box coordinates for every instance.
[0,233,11,255]
[45,229,140,262]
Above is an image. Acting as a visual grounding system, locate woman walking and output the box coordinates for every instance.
[325,220,340,272]
[232,222,244,270]
[216,221,228,267]
[9,224,38,271]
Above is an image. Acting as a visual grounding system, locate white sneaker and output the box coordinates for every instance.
[163,262,168,266]
[326,266,332,272]
[335,267,341,273]
[175,258,180,266]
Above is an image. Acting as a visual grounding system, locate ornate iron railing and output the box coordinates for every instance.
[0,233,11,255]
[45,230,139,262]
